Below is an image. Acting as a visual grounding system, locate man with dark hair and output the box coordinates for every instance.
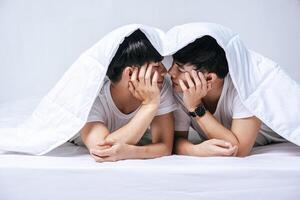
[169,35,285,157]
[72,30,177,162]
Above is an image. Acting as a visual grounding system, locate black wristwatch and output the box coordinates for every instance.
[188,104,206,118]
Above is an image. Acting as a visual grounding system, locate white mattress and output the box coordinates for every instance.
[1,98,300,200]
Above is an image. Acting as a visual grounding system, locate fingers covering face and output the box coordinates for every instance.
[185,72,195,90]
[138,64,147,85]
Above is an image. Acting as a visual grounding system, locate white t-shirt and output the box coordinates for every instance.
[71,77,178,145]
[174,74,286,146]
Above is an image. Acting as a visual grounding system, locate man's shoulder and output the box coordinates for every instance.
[92,78,111,110]
[98,78,110,98]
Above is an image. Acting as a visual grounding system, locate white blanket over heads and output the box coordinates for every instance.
[0,24,165,155]
[0,23,299,155]
[165,23,300,145]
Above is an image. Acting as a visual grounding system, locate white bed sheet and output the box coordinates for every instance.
[1,142,300,200]
[1,98,300,200]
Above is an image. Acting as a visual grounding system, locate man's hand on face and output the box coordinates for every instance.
[90,139,132,162]
[128,62,160,107]
[178,70,212,111]
[193,139,238,157]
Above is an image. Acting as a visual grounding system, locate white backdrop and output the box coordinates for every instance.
[0,0,299,103]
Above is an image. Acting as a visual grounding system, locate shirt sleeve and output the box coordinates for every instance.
[174,106,191,132]
[156,79,178,116]
[87,96,107,123]
[232,91,254,119]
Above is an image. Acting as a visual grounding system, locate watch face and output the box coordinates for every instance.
[195,105,206,117]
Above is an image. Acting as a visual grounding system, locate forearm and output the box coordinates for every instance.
[105,104,158,144]
[195,112,239,146]
[126,142,172,159]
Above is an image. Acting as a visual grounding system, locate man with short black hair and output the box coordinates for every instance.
[72,30,177,162]
[169,35,286,157]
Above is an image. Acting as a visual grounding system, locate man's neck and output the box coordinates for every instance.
[110,82,141,114]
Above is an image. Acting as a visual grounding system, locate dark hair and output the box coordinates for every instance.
[106,29,163,83]
[173,35,228,78]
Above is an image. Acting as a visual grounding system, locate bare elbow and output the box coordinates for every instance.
[228,140,251,157]
[235,147,251,157]
[235,153,249,157]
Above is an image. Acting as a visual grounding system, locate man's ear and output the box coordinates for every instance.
[205,73,218,84]
[204,73,218,91]
[123,66,133,80]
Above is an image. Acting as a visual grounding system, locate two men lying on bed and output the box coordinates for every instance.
[71,30,285,162]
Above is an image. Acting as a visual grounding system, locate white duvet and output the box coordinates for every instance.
[0,23,299,155]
